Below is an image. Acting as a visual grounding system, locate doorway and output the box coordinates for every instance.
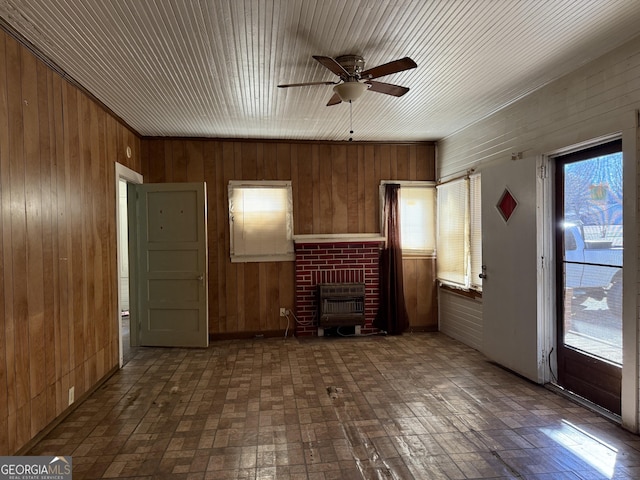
[115,162,143,367]
[554,139,623,415]
[118,178,134,365]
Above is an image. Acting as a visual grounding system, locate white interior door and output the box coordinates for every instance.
[134,182,209,347]
[481,158,541,381]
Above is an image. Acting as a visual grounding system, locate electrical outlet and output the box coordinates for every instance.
[279,307,286,316]
[68,386,75,406]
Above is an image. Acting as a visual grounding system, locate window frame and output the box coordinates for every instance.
[379,180,436,257]
[469,173,483,291]
[436,173,482,292]
[228,180,294,263]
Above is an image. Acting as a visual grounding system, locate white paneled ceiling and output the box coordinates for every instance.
[2,0,640,141]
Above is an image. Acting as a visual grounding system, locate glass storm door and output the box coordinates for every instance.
[555,140,622,415]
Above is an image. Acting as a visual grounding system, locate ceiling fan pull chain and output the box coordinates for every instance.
[349,100,354,142]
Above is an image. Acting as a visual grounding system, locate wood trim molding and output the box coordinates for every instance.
[210,330,290,341]
[14,366,119,455]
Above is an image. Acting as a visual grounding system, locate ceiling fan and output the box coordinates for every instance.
[278,54,417,106]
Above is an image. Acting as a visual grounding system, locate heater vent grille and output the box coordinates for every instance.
[317,283,366,327]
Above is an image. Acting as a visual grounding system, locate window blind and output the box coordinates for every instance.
[469,173,482,290]
[228,181,294,262]
[436,178,469,287]
[379,181,436,256]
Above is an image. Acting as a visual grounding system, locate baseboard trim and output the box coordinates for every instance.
[15,365,119,455]
[407,325,439,333]
[209,326,437,341]
[209,330,288,341]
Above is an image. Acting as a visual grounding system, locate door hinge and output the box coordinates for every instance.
[538,164,547,179]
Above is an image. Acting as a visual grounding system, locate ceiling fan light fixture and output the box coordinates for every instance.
[333,81,368,102]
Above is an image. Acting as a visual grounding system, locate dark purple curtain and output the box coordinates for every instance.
[374,184,409,335]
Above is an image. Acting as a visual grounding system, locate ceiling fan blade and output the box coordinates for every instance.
[360,57,417,80]
[326,92,342,106]
[313,55,349,78]
[278,80,337,88]
[366,80,410,97]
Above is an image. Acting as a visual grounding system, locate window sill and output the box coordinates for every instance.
[438,283,483,300]
[401,254,436,260]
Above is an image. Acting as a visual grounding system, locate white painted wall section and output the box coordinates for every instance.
[437,33,639,431]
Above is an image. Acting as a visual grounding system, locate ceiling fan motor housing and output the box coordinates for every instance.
[335,55,365,79]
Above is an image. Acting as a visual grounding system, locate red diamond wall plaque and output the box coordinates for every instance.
[497,188,518,222]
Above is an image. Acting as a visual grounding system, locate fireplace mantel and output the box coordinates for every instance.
[293,233,385,244]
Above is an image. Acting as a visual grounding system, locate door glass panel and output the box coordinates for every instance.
[564,264,622,364]
[562,151,623,365]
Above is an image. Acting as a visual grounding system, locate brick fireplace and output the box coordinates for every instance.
[293,234,385,336]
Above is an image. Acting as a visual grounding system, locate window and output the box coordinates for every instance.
[379,181,436,256]
[436,173,482,290]
[228,181,294,262]
[469,173,482,290]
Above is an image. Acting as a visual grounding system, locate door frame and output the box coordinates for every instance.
[539,128,638,431]
[555,139,623,415]
[115,162,143,368]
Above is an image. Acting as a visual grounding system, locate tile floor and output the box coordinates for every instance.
[28,333,640,479]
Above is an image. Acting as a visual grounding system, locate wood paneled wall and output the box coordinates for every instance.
[0,30,141,454]
[141,139,437,336]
